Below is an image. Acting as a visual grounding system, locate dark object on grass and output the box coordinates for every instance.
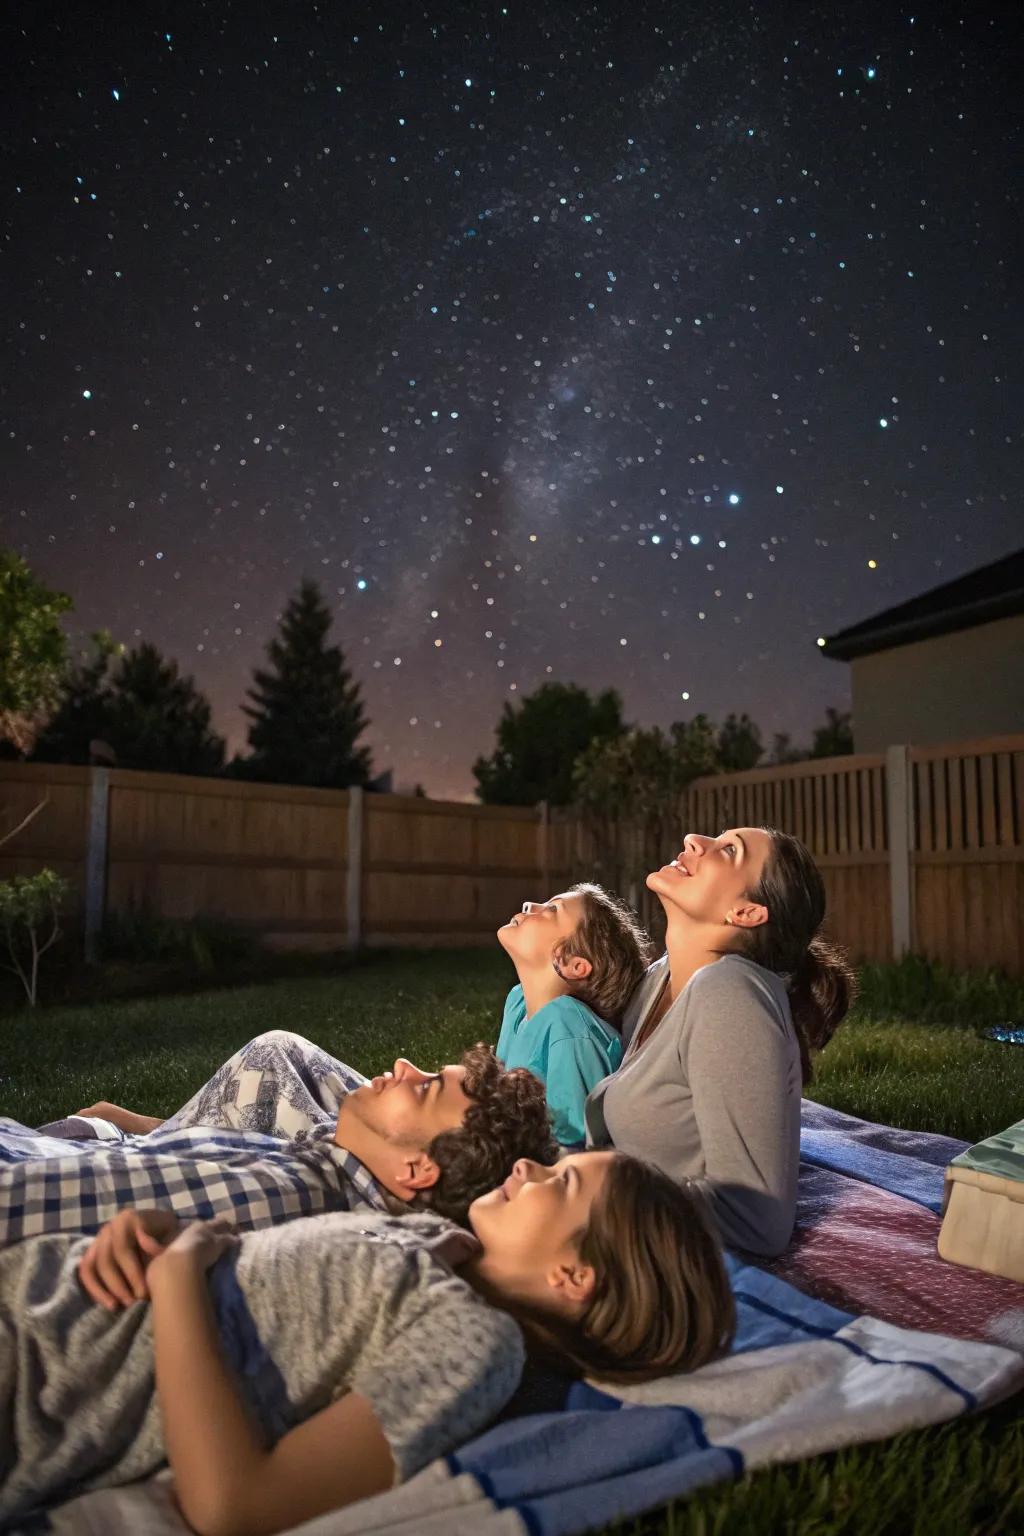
[981,1024,1024,1046]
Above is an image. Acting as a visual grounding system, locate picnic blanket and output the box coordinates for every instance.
[774,1102,1024,1352]
[30,1104,1024,1536]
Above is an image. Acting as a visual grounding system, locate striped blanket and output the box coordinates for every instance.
[33,1104,1024,1536]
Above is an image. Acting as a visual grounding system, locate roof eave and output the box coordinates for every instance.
[821,589,1024,662]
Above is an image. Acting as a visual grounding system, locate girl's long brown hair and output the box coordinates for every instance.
[502,1153,735,1385]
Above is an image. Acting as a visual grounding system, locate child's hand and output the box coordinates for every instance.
[78,1208,181,1310]
[149,1216,241,1283]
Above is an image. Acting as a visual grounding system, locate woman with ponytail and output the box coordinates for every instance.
[585,828,856,1258]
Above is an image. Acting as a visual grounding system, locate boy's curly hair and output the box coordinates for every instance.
[414,1044,558,1226]
[557,882,652,1028]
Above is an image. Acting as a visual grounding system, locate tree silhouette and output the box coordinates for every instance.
[34,638,224,776]
[811,707,854,759]
[107,644,225,775]
[32,632,118,766]
[716,712,764,772]
[237,579,372,789]
[474,682,625,806]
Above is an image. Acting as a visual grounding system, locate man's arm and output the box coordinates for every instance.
[148,1225,393,1536]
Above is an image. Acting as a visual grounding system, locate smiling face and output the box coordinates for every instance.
[497,891,590,976]
[468,1149,615,1311]
[342,1057,472,1144]
[647,827,773,932]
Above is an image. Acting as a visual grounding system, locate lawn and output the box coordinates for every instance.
[2,948,1024,1535]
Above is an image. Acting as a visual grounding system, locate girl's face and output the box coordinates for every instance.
[497,892,588,973]
[469,1151,614,1310]
[646,827,772,930]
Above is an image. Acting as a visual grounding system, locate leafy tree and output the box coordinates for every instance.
[716,712,764,772]
[770,731,808,765]
[474,682,625,807]
[0,549,72,753]
[32,632,119,766]
[573,714,721,828]
[811,707,854,759]
[237,579,372,789]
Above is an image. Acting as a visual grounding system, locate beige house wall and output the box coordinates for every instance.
[850,612,1024,751]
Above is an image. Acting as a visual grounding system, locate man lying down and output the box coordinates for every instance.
[0,1045,557,1244]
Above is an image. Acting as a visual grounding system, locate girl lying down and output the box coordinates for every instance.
[0,1150,734,1535]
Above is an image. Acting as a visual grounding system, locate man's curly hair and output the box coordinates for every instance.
[413,1043,559,1226]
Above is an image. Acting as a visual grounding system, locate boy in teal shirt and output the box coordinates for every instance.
[496,882,650,1146]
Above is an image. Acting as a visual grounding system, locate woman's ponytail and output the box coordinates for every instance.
[734,831,858,1084]
[787,932,857,1083]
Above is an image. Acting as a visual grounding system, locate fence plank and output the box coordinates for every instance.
[933,758,949,852]
[996,754,1015,847]
[824,773,836,856]
[886,746,914,958]
[916,761,932,853]
[964,757,980,850]
[979,755,997,847]
[948,758,964,851]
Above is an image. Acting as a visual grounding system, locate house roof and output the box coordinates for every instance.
[820,547,1024,662]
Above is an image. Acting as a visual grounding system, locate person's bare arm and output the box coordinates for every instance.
[76,1101,165,1135]
[147,1223,394,1536]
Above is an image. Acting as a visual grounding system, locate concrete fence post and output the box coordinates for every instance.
[885,744,915,959]
[346,787,364,950]
[84,767,110,963]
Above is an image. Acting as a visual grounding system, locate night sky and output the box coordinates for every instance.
[2,3,1020,797]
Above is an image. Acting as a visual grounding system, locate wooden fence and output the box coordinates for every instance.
[685,732,1024,974]
[0,765,575,952]
[1,731,1022,973]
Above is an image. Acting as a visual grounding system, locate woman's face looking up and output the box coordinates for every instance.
[647,827,773,930]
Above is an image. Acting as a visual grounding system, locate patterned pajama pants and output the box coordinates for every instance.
[40,1032,364,1143]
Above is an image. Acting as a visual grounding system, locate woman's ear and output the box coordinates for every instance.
[726,900,769,930]
[546,1259,596,1308]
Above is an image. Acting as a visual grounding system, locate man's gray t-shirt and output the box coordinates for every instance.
[0,1211,524,1525]
[585,953,801,1257]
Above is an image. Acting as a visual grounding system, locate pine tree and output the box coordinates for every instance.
[34,637,224,776]
[238,579,372,788]
[106,644,225,775]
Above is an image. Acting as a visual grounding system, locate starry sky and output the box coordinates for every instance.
[2,2,1020,798]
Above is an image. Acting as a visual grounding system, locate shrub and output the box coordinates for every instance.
[0,869,70,1006]
[99,905,261,973]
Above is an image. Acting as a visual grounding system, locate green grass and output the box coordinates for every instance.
[2,949,1023,1535]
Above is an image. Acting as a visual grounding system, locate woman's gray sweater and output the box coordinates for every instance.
[585,953,801,1257]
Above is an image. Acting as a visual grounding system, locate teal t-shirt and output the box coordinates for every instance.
[496,984,623,1147]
